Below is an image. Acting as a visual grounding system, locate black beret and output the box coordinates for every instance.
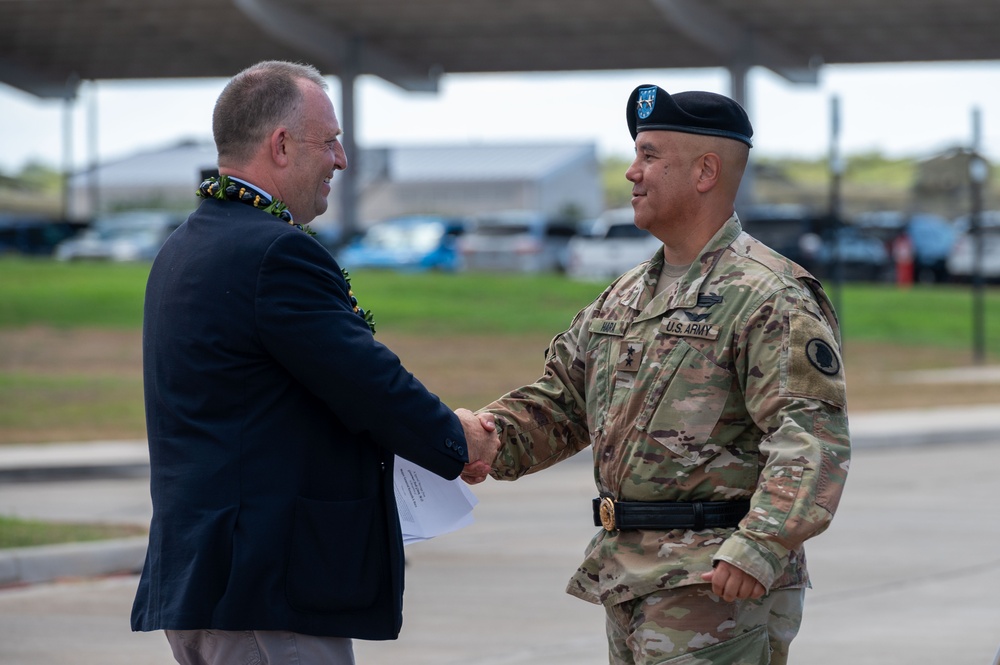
[627,84,753,148]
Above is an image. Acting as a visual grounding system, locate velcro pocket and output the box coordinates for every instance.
[636,339,732,466]
[660,624,770,663]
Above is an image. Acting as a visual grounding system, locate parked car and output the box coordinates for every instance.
[0,216,85,256]
[336,214,468,272]
[739,204,813,257]
[808,224,892,282]
[565,208,661,280]
[54,210,183,262]
[458,210,579,273]
[853,211,958,283]
[741,205,890,282]
[946,210,1000,282]
[309,225,346,255]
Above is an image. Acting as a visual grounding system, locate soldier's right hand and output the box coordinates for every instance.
[454,408,499,484]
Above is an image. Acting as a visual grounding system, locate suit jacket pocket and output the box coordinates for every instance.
[286,494,385,614]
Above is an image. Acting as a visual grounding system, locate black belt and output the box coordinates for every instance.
[593,497,750,531]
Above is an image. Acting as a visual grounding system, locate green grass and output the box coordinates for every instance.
[1,257,999,351]
[0,257,150,329]
[831,282,1000,350]
[356,269,607,335]
[0,257,607,335]
[0,515,146,549]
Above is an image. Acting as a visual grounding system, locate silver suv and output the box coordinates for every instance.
[458,210,578,273]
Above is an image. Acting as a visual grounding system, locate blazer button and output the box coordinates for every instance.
[445,439,454,449]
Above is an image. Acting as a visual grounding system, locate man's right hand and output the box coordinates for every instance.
[454,408,499,484]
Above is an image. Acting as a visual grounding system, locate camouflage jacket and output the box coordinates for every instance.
[483,214,851,606]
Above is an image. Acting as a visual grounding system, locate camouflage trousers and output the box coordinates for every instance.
[604,584,805,664]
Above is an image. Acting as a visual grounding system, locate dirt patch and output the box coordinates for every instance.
[1,327,998,443]
[376,331,555,410]
[0,326,143,378]
[841,340,1000,412]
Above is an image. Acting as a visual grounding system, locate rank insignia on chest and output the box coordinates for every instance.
[616,340,643,372]
[660,317,721,340]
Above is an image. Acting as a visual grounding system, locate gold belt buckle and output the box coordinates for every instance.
[599,496,617,531]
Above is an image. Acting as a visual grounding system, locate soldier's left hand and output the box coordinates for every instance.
[701,561,766,602]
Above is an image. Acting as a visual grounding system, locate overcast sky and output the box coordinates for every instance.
[2,61,998,173]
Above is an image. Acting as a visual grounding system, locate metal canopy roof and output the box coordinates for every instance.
[2,0,998,99]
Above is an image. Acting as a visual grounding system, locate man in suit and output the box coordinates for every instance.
[131,60,499,665]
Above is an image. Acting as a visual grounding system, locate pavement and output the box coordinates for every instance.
[2,403,1000,664]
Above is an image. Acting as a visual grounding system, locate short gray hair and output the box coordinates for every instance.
[213,60,328,165]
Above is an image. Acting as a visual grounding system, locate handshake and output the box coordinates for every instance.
[454,408,499,485]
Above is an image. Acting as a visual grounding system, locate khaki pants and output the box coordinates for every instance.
[605,585,805,665]
[165,629,355,665]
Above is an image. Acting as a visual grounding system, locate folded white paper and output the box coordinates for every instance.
[393,455,479,545]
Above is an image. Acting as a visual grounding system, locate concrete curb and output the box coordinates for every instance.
[0,537,147,588]
[0,441,148,481]
[849,404,1000,449]
[3,404,1000,588]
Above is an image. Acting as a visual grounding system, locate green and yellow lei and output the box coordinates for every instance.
[198,175,375,334]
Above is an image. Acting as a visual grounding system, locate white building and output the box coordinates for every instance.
[358,142,603,223]
[67,140,604,230]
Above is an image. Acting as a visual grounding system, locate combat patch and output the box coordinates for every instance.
[783,310,846,407]
[696,293,724,308]
[660,317,720,341]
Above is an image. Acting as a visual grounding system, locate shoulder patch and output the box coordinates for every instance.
[783,310,846,407]
[805,338,840,376]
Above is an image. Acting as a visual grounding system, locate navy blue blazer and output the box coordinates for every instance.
[131,198,468,640]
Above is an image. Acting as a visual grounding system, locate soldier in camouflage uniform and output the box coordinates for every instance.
[472,85,850,664]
